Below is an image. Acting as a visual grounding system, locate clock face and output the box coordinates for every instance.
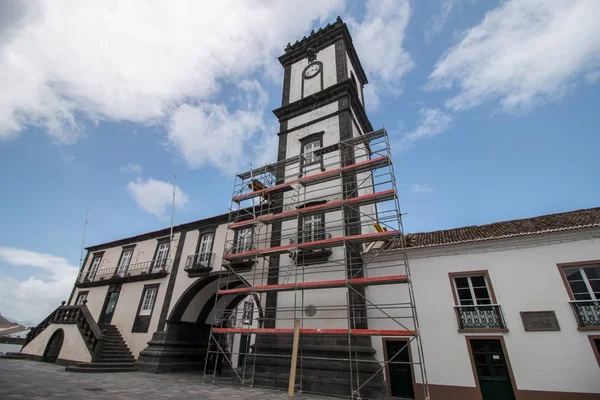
[304,63,321,78]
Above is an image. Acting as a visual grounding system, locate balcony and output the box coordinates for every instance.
[570,300,600,328]
[454,305,507,331]
[224,244,256,271]
[289,231,333,264]
[77,259,171,288]
[184,252,215,277]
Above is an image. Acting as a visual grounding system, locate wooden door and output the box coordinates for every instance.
[470,339,515,400]
[385,339,414,399]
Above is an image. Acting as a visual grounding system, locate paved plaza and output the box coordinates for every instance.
[0,359,333,400]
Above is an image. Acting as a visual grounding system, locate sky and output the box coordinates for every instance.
[0,0,599,323]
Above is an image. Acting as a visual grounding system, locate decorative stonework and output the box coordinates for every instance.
[520,311,560,331]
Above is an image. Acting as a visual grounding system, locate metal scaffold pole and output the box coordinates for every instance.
[204,128,429,400]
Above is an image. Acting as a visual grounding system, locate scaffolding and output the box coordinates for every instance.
[203,128,430,400]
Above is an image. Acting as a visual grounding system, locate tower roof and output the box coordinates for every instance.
[278,16,368,85]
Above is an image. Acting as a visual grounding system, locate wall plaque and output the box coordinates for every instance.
[520,311,560,331]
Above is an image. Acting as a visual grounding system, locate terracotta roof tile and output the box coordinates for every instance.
[383,207,600,252]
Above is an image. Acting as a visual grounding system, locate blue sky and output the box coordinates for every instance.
[1,0,599,322]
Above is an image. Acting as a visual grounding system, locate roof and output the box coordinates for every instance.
[384,207,600,252]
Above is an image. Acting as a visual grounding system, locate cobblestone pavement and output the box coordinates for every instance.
[0,359,334,400]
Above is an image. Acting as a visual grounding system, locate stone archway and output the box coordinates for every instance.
[137,272,262,373]
[42,329,64,363]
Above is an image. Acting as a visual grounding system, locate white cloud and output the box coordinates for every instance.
[403,108,453,142]
[427,0,600,112]
[425,0,456,43]
[412,184,434,193]
[585,70,600,85]
[348,0,414,109]
[127,177,189,219]
[0,247,79,323]
[120,163,143,175]
[0,0,344,147]
[167,80,271,174]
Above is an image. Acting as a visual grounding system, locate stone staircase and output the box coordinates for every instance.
[65,324,137,373]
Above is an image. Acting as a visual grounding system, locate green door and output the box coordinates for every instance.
[385,340,414,399]
[470,339,515,400]
[238,334,250,367]
[99,286,120,324]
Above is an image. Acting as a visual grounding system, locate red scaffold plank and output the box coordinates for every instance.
[213,328,415,336]
[223,230,399,261]
[229,189,395,229]
[218,274,408,295]
[232,156,390,203]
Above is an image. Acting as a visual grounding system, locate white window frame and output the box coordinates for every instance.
[453,275,492,306]
[564,266,600,301]
[303,213,323,243]
[139,287,157,316]
[303,139,321,165]
[154,242,170,270]
[236,228,253,253]
[117,249,133,276]
[88,256,102,280]
[198,233,214,264]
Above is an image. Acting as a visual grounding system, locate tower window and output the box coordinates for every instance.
[299,132,325,174]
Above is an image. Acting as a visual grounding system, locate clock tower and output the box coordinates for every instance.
[249,17,387,397]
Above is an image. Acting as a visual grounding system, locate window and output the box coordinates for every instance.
[449,272,506,331]
[87,256,102,281]
[116,248,133,276]
[139,287,157,316]
[563,265,600,300]
[154,241,170,270]
[198,233,214,264]
[301,213,324,243]
[242,300,254,325]
[303,140,321,165]
[299,132,324,174]
[590,336,600,368]
[235,228,253,253]
[75,291,88,305]
[453,275,492,306]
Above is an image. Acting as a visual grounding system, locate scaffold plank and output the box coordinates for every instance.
[218,274,408,295]
[232,156,390,203]
[229,189,395,229]
[223,229,399,261]
[212,327,415,336]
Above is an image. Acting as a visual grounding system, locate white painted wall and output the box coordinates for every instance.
[366,233,600,394]
[289,44,337,103]
[21,324,92,363]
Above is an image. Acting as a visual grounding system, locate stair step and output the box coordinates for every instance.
[0,353,26,360]
[76,362,136,368]
[66,366,137,373]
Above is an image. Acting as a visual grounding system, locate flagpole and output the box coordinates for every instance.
[169,172,176,259]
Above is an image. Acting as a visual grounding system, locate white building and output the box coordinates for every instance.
[17,18,600,400]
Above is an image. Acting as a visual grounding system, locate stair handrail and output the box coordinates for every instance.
[23,301,105,360]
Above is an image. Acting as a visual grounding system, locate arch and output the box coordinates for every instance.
[42,329,64,363]
[168,271,263,326]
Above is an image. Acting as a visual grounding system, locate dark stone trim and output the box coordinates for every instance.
[184,266,213,278]
[335,38,348,83]
[195,281,246,325]
[86,213,230,252]
[168,272,221,322]
[132,283,161,333]
[301,61,324,99]
[157,230,187,332]
[277,107,347,137]
[76,270,168,288]
[74,291,89,305]
[273,79,373,134]
[68,251,89,305]
[282,65,292,106]
[279,17,368,85]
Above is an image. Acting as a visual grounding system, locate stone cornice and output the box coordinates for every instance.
[278,17,368,85]
[272,79,373,133]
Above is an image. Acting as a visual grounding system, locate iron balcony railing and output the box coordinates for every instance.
[570,300,600,328]
[81,258,172,283]
[186,252,216,270]
[454,304,506,330]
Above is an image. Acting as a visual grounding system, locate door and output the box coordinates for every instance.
[238,334,250,367]
[42,329,64,363]
[385,339,414,399]
[99,285,121,324]
[470,339,515,400]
